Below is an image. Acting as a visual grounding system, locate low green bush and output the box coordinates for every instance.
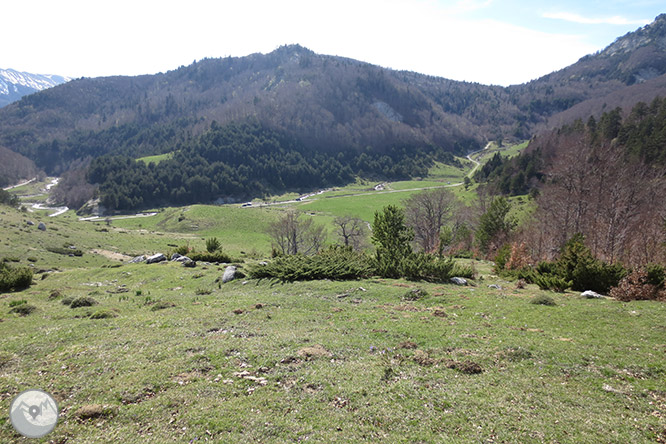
[533,275,572,292]
[46,246,83,256]
[249,246,374,282]
[9,304,36,316]
[0,262,33,292]
[250,247,473,283]
[70,296,98,308]
[504,236,627,294]
[172,245,190,256]
[400,254,474,283]
[205,237,221,253]
[188,251,233,263]
[530,294,557,306]
[493,244,511,274]
[89,309,118,319]
[555,235,626,293]
[645,264,665,288]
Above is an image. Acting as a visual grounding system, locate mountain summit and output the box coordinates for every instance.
[0,68,70,108]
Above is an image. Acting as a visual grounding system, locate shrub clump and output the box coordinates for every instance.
[249,246,375,281]
[205,237,221,253]
[399,254,474,283]
[0,261,33,292]
[151,301,176,311]
[8,299,36,315]
[498,235,626,294]
[530,294,557,306]
[69,296,98,308]
[46,245,83,256]
[610,268,666,302]
[645,264,665,288]
[9,303,37,316]
[554,235,626,293]
[402,288,428,301]
[533,274,572,292]
[89,309,118,319]
[188,250,233,263]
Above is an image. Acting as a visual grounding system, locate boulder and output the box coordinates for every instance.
[450,277,468,286]
[38,222,46,231]
[581,290,604,299]
[129,255,146,264]
[488,284,502,290]
[26,220,35,226]
[181,258,196,268]
[222,266,237,283]
[173,255,195,267]
[146,253,167,264]
[171,253,182,261]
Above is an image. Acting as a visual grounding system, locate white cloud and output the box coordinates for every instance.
[543,12,650,26]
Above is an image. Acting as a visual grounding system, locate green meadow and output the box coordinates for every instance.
[136,152,175,165]
[1,141,663,443]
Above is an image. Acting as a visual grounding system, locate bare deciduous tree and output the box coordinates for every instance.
[404,188,457,253]
[333,215,368,250]
[524,130,666,266]
[268,210,326,255]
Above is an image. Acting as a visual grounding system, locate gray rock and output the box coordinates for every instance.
[450,277,468,286]
[222,266,237,283]
[173,255,195,267]
[171,253,183,261]
[181,258,196,268]
[38,222,46,231]
[488,284,503,290]
[26,220,35,226]
[146,253,167,264]
[129,255,146,264]
[581,290,604,299]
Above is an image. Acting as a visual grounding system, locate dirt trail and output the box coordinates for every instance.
[90,249,133,262]
[2,177,36,190]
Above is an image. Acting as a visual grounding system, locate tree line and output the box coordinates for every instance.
[85,122,458,211]
[477,98,666,268]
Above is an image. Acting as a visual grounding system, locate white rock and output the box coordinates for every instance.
[581,290,604,299]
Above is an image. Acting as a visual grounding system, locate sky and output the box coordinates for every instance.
[2,0,664,86]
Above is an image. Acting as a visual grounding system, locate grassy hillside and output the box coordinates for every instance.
[1,229,664,442]
[1,140,663,442]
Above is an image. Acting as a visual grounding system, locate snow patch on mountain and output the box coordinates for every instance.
[0,68,71,107]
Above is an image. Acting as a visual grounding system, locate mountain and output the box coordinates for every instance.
[0,68,70,108]
[515,13,666,127]
[0,15,665,208]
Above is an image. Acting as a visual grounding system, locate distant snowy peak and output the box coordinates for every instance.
[0,68,70,107]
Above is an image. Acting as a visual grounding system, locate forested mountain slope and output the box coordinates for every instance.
[1,16,666,208]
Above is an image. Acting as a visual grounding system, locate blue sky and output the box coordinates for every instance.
[2,0,664,86]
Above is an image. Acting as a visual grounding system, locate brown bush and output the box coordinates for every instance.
[506,242,531,270]
[610,269,666,302]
